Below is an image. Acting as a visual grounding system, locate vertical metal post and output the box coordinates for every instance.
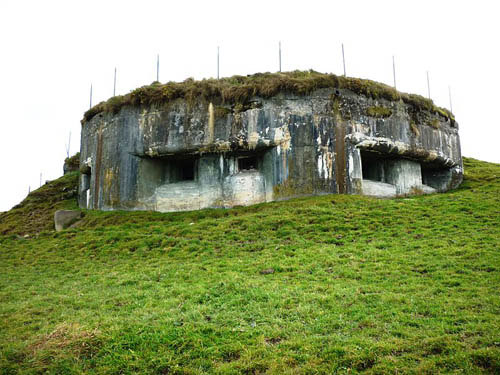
[217,46,220,80]
[66,132,71,158]
[28,186,31,194]
[279,41,282,72]
[113,67,116,96]
[342,43,346,77]
[448,85,453,113]
[157,54,159,82]
[39,173,42,188]
[90,84,93,109]
[392,55,396,89]
[427,71,431,99]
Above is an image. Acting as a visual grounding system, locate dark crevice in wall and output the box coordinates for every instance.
[421,164,452,191]
[238,155,258,171]
[174,159,196,181]
[361,151,388,183]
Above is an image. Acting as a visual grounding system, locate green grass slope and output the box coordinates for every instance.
[0,158,499,374]
[0,172,79,236]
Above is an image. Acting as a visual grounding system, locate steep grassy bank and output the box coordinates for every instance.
[0,158,499,374]
[0,172,79,236]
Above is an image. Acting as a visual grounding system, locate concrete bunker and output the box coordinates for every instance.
[79,72,463,212]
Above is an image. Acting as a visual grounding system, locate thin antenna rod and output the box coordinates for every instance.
[427,71,431,99]
[342,43,346,77]
[279,41,282,72]
[90,84,93,109]
[156,54,159,82]
[66,131,72,158]
[113,67,116,96]
[448,85,453,113]
[217,46,220,80]
[392,55,396,89]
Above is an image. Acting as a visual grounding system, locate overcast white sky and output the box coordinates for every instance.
[1,0,499,211]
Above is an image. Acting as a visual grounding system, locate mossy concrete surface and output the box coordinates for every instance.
[0,157,499,374]
[82,70,454,124]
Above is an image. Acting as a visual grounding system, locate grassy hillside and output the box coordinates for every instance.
[0,158,499,374]
[0,172,79,236]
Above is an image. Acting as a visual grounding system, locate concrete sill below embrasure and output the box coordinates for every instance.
[362,179,436,198]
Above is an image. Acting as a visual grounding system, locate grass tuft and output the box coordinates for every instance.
[64,152,80,171]
[410,121,420,136]
[366,106,392,118]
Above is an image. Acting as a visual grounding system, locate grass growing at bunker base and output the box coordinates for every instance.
[82,70,455,125]
[0,158,499,374]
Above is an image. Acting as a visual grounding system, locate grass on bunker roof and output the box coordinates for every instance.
[0,157,499,374]
[82,70,455,125]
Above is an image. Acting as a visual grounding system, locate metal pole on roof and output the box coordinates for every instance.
[113,67,117,96]
[157,54,159,82]
[217,46,220,80]
[392,55,396,89]
[342,43,346,77]
[89,84,93,108]
[427,71,431,99]
[448,85,453,113]
[65,132,71,159]
[279,41,282,72]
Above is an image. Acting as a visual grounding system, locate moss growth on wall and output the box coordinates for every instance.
[213,106,231,118]
[273,179,315,199]
[428,119,440,129]
[82,70,454,125]
[435,106,455,122]
[64,152,80,171]
[410,122,420,136]
[366,106,392,118]
[233,101,263,114]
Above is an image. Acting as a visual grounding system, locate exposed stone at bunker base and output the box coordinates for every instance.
[54,210,83,231]
[79,87,462,212]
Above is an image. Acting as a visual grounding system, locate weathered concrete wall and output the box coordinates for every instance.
[79,87,462,211]
[385,159,423,195]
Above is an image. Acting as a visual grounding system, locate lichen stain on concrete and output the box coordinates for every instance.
[93,128,103,209]
[317,148,334,180]
[104,168,114,192]
[207,102,215,144]
[273,125,291,151]
[248,132,260,150]
[335,120,347,194]
[103,167,120,206]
